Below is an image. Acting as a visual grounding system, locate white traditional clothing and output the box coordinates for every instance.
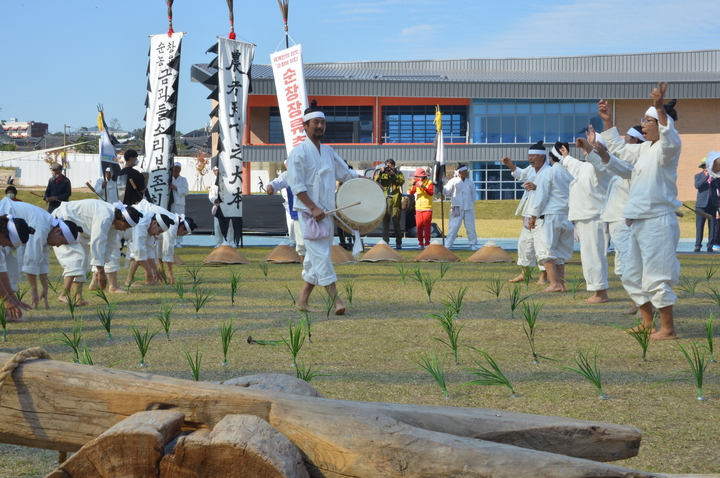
[155,213,185,264]
[526,163,574,265]
[443,176,477,249]
[128,199,173,262]
[560,152,611,291]
[0,199,53,282]
[602,119,682,308]
[514,163,551,268]
[287,137,357,286]
[268,171,304,255]
[52,200,123,281]
[170,174,188,245]
[94,177,119,203]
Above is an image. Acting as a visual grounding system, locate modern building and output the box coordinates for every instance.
[1,120,48,139]
[191,49,720,201]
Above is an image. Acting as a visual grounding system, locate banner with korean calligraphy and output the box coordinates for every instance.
[143,32,183,208]
[270,44,308,154]
[216,37,254,218]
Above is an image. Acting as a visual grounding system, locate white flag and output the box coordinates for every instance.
[270,44,308,154]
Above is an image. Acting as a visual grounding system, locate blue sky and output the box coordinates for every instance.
[2,0,718,135]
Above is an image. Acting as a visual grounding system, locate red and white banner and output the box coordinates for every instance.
[270,44,308,154]
[216,37,254,217]
[144,32,183,208]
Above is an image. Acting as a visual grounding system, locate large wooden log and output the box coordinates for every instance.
[0,355,654,478]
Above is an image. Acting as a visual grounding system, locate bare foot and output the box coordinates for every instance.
[108,287,128,294]
[88,283,98,291]
[623,303,639,315]
[58,295,69,304]
[124,282,143,288]
[296,303,316,313]
[537,271,549,285]
[75,299,90,307]
[650,329,677,340]
[334,301,346,316]
[508,273,524,283]
[585,292,609,304]
[542,285,566,293]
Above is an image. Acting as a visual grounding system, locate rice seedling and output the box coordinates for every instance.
[322,289,340,320]
[65,291,81,321]
[464,348,519,397]
[300,310,313,343]
[85,271,93,282]
[172,278,185,304]
[412,269,439,303]
[704,265,717,283]
[284,286,296,306]
[483,275,504,301]
[53,318,83,363]
[97,303,116,340]
[706,314,717,363]
[414,351,449,398]
[444,286,469,319]
[258,261,270,281]
[182,345,205,381]
[508,285,530,319]
[93,288,111,307]
[219,318,238,366]
[47,276,63,295]
[429,306,465,364]
[78,342,94,365]
[295,359,326,382]
[247,336,282,346]
[155,298,173,341]
[15,284,29,303]
[229,269,242,306]
[188,289,214,319]
[185,264,205,289]
[623,319,652,361]
[125,276,137,292]
[705,283,720,308]
[129,322,160,367]
[279,317,306,368]
[568,273,585,299]
[563,348,608,399]
[396,263,410,285]
[677,276,702,298]
[439,263,450,280]
[521,266,533,290]
[342,279,355,307]
[0,301,7,342]
[521,299,544,364]
[671,342,711,401]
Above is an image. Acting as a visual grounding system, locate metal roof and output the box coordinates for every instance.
[191,50,720,99]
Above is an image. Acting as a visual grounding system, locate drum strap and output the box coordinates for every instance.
[332,213,363,257]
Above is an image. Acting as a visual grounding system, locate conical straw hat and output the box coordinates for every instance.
[466,240,514,263]
[331,245,356,264]
[172,253,185,265]
[413,244,460,262]
[264,245,302,263]
[203,245,250,265]
[360,241,404,262]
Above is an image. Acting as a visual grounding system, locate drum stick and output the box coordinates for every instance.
[326,202,361,215]
[85,181,103,198]
[28,190,45,199]
[129,178,138,190]
[682,204,712,220]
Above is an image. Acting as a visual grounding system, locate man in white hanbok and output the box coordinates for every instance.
[169,162,189,247]
[267,161,304,256]
[94,167,119,203]
[597,82,681,340]
[443,164,477,250]
[287,105,358,315]
[155,214,195,284]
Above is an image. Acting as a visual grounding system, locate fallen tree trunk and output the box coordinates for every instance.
[0,354,653,478]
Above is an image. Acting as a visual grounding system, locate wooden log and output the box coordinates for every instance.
[0,355,652,478]
[45,410,184,478]
[159,414,309,478]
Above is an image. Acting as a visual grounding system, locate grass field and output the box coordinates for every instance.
[0,245,718,477]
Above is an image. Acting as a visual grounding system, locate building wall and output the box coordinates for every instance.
[250,107,270,144]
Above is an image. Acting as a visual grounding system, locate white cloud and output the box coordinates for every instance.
[401,24,434,36]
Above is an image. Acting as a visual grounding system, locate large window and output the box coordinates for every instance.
[471,161,529,200]
[382,105,467,144]
[470,99,602,144]
[269,106,373,144]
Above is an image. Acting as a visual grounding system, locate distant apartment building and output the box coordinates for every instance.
[1,120,48,139]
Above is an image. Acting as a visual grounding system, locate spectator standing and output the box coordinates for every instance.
[374,159,405,250]
[44,163,71,213]
[408,167,434,250]
[694,160,717,252]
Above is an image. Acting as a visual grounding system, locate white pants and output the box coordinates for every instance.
[622,213,680,308]
[446,209,477,248]
[608,220,631,277]
[575,218,609,291]
[536,215,574,265]
[170,204,185,246]
[517,222,536,267]
[292,218,306,256]
[214,218,234,246]
[298,213,336,287]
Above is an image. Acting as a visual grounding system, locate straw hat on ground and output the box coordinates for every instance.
[331,245,356,264]
[413,243,460,262]
[360,240,404,262]
[203,245,250,265]
[172,253,185,265]
[264,245,302,263]
[466,241,514,263]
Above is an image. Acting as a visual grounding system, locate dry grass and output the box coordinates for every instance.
[0,249,718,476]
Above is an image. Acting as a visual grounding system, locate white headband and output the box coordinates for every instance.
[52,217,80,245]
[113,201,137,227]
[644,106,659,120]
[173,162,181,168]
[303,111,325,122]
[178,214,192,235]
[528,149,547,156]
[6,214,22,248]
[706,151,720,174]
[156,213,171,232]
[551,147,562,160]
[456,166,468,173]
[626,127,645,142]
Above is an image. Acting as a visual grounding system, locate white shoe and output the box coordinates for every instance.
[417,245,424,250]
[221,240,232,247]
[470,245,479,251]
[175,244,183,248]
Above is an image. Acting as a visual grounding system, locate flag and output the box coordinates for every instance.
[432,105,446,192]
[270,44,308,153]
[97,109,121,177]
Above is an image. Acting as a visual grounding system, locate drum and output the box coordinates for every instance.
[334,178,385,234]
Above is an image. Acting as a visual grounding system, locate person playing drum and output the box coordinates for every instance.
[287,101,359,315]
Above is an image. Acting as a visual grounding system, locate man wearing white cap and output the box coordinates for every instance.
[287,102,358,315]
[52,199,142,306]
[443,163,477,250]
[597,82,681,340]
[526,142,574,293]
[502,141,551,283]
[267,160,304,256]
[557,133,612,304]
[169,162,188,247]
[94,167,119,203]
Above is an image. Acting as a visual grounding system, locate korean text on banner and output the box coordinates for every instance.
[270,44,308,154]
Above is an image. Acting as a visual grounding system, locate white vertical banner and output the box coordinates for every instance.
[270,44,308,154]
[217,37,254,217]
[144,33,183,208]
